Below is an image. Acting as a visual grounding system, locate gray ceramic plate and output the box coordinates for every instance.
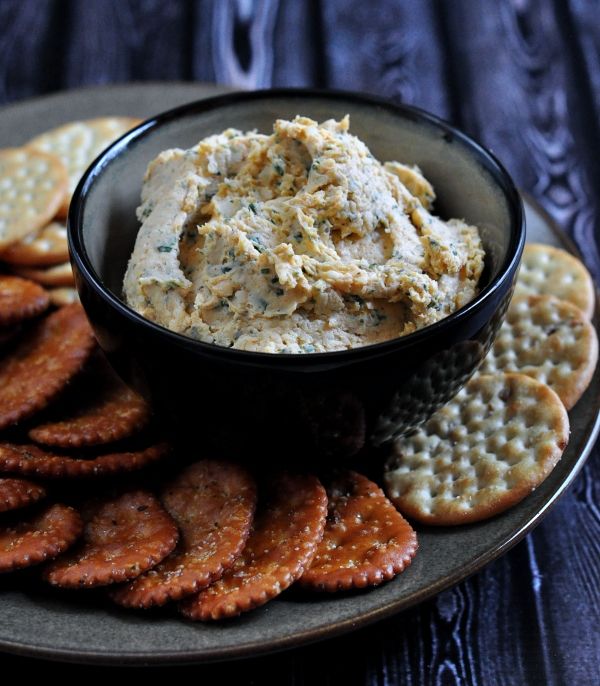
[0,84,598,666]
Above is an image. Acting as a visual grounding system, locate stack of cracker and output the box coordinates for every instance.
[0,129,420,619]
[0,118,141,305]
[384,243,598,525]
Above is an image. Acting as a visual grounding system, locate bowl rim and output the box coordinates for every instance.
[68,87,525,364]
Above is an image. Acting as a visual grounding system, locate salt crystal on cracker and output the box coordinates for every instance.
[0,304,95,430]
[299,471,418,592]
[44,490,178,588]
[111,460,256,608]
[0,503,82,573]
[181,473,326,620]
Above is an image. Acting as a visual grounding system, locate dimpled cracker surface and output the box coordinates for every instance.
[384,373,569,525]
[13,261,74,287]
[27,117,141,216]
[515,243,595,319]
[0,148,67,249]
[1,221,68,266]
[480,295,598,410]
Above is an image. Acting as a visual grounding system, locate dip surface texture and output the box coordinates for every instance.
[123,116,485,353]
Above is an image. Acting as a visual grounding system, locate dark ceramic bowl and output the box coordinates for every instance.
[68,89,525,464]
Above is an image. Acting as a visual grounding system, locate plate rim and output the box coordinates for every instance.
[0,86,598,666]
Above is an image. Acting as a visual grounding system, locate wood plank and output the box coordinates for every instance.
[0,0,65,104]
[438,0,600,280]
[319,0,452,119]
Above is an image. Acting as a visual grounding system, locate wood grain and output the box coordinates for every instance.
[0,1,598,683]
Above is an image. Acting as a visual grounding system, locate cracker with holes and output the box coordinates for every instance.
[44,490,178,588]
[0,148,67,250]
[516,243,595,319]
[0,477,46,513]
[13,261,74,288]
[481,295,598,410]
[299,471,417,592]
[0,304,95,430]
[29,362,150,448]
[1,221,68,266]
[27,117,142,217]
[384,373,569,525]
[0,503,82,573]
[0,275,49,327]
[111,460,257,608]
[181,473,327,621]
[0,442,169,479]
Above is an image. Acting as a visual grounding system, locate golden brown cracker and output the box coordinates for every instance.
[47,287,79,307]
[27,117,142,216]
[13,261,74,288]
[384,373,570,525]
[0,148,67,250]
[0,221,68,266]
[516,243,595,319]
[481,294,598,409]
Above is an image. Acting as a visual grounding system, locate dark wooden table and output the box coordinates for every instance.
[0,1,598,683]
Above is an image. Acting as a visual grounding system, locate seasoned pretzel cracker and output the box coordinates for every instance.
[300,471,417,592]
[181,473,327,620]
[112,460,256,608]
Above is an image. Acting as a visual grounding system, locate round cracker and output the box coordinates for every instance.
[515,243,595,319]
[27,117,142,217]
[481,294,598,410]
[0,148,67,250]
[111,460,256,608]
[29,370,150,448]
[0,503,82,573]
[384,373,570,525]
[0,441,169,479]
[44,490,179,588]
[12,261,74,287]
[0,304,95,430]
[299,471,418,592]
[0,221,68,266]
[0,477,46,513]
[48,287,79,307]
[0,275,50,327]
[181,473,327,621]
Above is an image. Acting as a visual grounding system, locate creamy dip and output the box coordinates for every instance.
[123,115,485,353]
